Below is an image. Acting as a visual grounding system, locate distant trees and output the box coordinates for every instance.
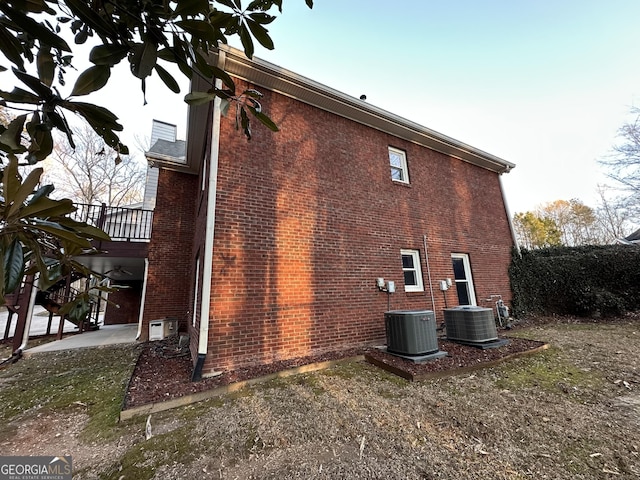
[514,199,606,248]
[513,211,562,249]
[42,125,146,207]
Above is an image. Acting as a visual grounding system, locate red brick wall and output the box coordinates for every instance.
[200,80,515,375]
[104,281,142,324]
[142,168,197,340]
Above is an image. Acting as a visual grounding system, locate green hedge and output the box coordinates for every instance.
[509,245,640,318]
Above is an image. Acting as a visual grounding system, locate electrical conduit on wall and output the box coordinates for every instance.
[423,234,437,320]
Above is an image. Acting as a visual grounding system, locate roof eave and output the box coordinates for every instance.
[215,45,515,175]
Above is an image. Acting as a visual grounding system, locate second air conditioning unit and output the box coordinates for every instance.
[384,310,439,356]
[444,306,498,343]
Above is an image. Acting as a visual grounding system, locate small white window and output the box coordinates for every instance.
[401,249,423,292]
[389,147,409,183]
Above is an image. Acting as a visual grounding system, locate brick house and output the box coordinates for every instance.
[141,46,516,380]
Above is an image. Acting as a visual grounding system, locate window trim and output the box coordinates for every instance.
[401,249,424,292]
[451,253,477,305]
[389,146,409,184]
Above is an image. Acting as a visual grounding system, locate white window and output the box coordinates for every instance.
[451,253,477,305]
[401,249,423,292]
[389,147,409,183]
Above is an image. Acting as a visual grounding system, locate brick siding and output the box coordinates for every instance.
[141,168,197,340]
[196,79,514,375]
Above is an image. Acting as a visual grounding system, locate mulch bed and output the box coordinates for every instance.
[123,335,547,410]
[123,338,367,409]
[365,337,547,381]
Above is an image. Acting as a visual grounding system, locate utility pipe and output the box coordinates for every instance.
[136,258,150,340]
[16,273,39,354]
[423,234,437,320]
[193,51,225,381]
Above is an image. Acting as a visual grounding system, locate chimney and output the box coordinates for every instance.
[144,120,178,210]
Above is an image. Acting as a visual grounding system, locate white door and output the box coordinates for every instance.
[451,253,476,306]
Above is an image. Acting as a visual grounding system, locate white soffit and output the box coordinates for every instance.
[217,45,515,175]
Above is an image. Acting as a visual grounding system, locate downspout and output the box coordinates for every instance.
[499,174,520,256]
[17,274,39,353]
[423,234,437,320]
[192,51,225,381]
[136,258,150,340]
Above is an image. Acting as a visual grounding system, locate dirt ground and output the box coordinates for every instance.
[2,315,640,479]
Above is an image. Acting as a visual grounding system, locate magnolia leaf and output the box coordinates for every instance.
[27,123,54,162]
[71,65,111,97]
[0,3,70,52]
[29,222,92,249]
[248,12,276,25]
[89,44,129,66]
[185,91,216,106]
[0,27,25,70]
[129,40,158,80]
[12,68,55,101]
[29,184,55,204]
[3,239,25,295]
[47,111,75,149]
[248,106,279,132]
[245,18,274,50]
[176,19,219,43]
[64,0,118,39]
[18,196,75,219]
[209,65,235,91]
[7,167,44,217]
[36,49,55,87]
[0,87,42,104]
[0,115,27,151]
[2,157,22,202]
[154,64,181,93]
[238,23,255,59]
[57,218,111,241]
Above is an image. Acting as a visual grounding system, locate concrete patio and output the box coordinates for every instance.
[1,306,139,355]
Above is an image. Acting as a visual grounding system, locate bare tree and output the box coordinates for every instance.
[42,124,146,207]
[594,185,635,242]
[600,107,640,221]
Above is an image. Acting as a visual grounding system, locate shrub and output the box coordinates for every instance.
[509,245,640,318]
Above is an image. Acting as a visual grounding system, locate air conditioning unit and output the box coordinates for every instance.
[149,317,178,341]
[384,310,439,355]
[444,306,498,343]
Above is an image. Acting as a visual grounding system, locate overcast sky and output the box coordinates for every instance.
[11,1,640,216]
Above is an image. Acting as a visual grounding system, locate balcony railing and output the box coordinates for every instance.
[72,203,154,242]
